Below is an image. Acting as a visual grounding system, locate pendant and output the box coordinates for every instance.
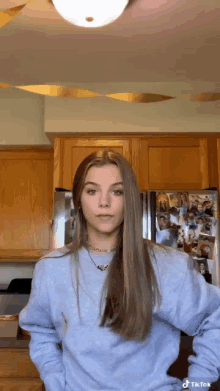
[97,265,109,271]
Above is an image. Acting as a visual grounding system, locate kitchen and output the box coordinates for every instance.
[0,0,220,389]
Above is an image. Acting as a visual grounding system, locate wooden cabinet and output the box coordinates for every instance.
[0,379,44,391]
[0,348,45,391]
[139,137,210,190]
[53,135,219,193]
[217,139,220,190]
[54,137,131,191]
[0,149,54,261]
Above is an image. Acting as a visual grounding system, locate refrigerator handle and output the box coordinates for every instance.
[150,191,157,242]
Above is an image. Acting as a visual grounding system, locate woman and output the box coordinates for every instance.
[19,149,220,391]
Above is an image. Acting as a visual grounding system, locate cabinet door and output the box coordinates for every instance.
[0,150,53,261]
[217,139,220,191]
[54,138,131,190]
[139,137,209,190]
[0,379,44,391]
[0,348,40,378]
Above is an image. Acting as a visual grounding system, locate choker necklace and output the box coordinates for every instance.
[79,205,117,271]
[85,239,117,272]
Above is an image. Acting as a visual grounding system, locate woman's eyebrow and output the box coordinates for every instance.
[84,182,123,187]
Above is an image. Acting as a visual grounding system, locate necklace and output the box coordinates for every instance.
[85,240,117,272]
[79,205,117,271]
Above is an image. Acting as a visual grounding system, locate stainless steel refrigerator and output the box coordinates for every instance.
[141,190,220,288]
[53,188,74,249]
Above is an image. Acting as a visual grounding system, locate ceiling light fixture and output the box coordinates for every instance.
[51,0,129,28]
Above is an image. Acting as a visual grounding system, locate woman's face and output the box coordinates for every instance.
[200,263,205,270]
[80,164,124,235]
[160,217,166,227]
[198,204,203,212]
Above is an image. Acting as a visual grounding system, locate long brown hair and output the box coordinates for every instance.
[54,149,162,342]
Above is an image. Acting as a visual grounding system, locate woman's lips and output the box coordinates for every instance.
[98,216,113,221]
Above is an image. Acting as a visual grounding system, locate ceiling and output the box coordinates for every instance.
[0,0,220,99]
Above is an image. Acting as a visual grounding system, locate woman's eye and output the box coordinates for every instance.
[87,189,123,196]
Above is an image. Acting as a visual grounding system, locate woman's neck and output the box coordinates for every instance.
[85,238,117,253]
[88,248,112,254]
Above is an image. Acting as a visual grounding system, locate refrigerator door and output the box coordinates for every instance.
[147,190,219,288]
[53,191,74,248]
[141,192,148,239]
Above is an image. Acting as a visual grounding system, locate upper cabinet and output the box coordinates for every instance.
[0,149,53,261]
[53,138,132,191]
[139,137,211,190]
[54,135,218,193]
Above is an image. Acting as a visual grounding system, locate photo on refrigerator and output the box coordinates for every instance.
[147,190,219,286]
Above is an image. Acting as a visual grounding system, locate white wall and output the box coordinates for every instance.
[0,90,51,146]
[44,93,220,137]
[0,83,220,150]
[0,263,34,289]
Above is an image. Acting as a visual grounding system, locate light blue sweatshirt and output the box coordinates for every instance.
[19,241,220,391]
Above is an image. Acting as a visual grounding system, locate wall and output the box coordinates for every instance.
[44,95,220,139]
[0,264,34,290]
[1,82,220,148]
[0,89,50,146]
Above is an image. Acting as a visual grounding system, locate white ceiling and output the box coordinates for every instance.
[0,0,220,117]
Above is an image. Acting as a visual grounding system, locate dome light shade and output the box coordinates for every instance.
[52,0,129,28]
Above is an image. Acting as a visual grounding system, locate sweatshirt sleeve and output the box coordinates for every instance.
[171,255,220,391]
[19,258,66,391]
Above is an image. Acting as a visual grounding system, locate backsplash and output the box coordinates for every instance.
[0,263,35,290]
